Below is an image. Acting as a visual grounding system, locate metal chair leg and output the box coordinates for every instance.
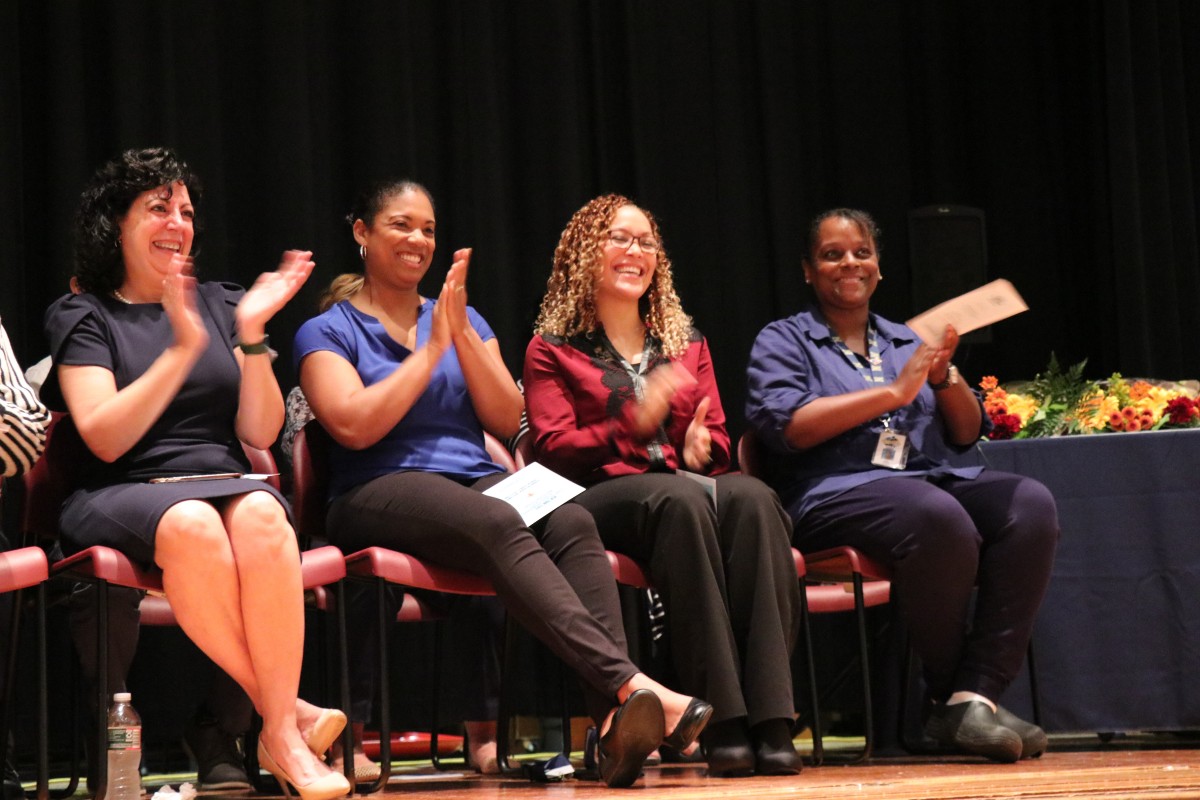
[852,574,874,763]
[495,616,520,775]
[92,582,109,800]
[364,578,390,794]
[797,585,824,766]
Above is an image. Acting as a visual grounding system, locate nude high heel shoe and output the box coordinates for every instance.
[258,741,351,800]
[303,708,348,757]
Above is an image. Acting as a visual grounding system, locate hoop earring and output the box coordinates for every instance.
[359,245,367,261]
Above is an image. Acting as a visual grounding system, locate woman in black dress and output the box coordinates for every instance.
[44,148,350,800]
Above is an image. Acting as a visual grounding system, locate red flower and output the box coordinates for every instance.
[989,414,1023,440]
[1165,396,1198,426]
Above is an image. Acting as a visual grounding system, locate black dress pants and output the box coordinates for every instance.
[574,473,801,727]
[795,470,1059,702]
[327,470,636,725]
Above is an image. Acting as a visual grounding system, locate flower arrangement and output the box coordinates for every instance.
[979,355,1200,440]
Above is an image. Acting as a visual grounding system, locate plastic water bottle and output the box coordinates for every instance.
[106,692,143,800]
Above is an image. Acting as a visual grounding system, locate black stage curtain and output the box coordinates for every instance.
[3,0,1199,442]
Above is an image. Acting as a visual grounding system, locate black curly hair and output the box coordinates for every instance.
[73,147,202,294]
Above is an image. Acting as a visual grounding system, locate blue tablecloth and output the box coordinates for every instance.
[973,428,1200,733]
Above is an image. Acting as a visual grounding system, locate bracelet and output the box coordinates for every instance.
[237,335,270,355]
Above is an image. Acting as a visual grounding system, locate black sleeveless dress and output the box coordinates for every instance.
[43,282,290,568]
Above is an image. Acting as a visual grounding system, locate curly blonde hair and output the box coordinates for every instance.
[533,194,693,358]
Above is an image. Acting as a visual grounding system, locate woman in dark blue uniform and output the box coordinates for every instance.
[44,148,349,800]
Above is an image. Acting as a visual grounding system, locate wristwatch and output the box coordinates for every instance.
[930,364,959,392]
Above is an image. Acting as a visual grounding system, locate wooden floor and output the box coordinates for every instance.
[139,738,1200,800]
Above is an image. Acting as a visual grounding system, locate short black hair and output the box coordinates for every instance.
[345,179,434,229]
[804,208,882,262]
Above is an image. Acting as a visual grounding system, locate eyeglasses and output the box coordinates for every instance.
[607,229,660,254]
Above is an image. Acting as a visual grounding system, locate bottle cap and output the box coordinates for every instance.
[113,692,131,703]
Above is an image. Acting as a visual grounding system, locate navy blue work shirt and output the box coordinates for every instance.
[745,308,988,523]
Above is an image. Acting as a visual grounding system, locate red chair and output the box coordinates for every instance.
[23,414,346,799]
[737,429,892,763]
[0,546,49,800]
[515,437,659,648]
[291,421,571,789]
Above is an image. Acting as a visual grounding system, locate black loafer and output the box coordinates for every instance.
[701,719,756,778]
[994,706,1048,759]
[598,689,665,788]
[751,718,802,775]
[924,701,1022,763]
[662,697,714,752]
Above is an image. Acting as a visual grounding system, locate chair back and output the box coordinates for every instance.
[292,420,333,546]
[240,441,281,491]
[22,413,83,547]
[736,427,765,478]
[484,432,517,473]
[513,434,534,470]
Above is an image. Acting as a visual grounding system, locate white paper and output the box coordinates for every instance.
[905,279,1028,345]
[675,469,717,511]
[483,461,586,526]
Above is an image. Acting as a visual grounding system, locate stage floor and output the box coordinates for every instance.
[53,736,1200,800]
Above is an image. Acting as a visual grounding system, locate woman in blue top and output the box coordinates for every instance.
[294,180,712,788]
[745,209,1059,763]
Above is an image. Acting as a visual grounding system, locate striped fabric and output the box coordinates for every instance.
[0,321,50,478]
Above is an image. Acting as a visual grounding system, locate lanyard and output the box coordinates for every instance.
[831,322,894,429]
[831,322,886,386]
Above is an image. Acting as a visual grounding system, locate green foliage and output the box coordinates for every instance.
[1021,354,1095,437]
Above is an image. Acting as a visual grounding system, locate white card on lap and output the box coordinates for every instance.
[483,461,586,526]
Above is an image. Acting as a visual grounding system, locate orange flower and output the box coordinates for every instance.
[980,376,999,391]
[1129,381,1154,401]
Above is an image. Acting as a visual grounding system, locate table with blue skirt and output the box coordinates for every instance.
[969,428,1200,733]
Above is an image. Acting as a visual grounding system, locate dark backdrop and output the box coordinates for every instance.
[3,0,1199,443]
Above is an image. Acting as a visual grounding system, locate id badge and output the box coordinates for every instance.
[871,429,909,470]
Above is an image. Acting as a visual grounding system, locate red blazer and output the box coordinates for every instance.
[523,329,731,486]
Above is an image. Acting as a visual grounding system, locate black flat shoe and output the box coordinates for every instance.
[598,689,665,788]
[701,719,755,778]
[662,697,714,752]
[924,701,1022,763]
[994,706,1048,759]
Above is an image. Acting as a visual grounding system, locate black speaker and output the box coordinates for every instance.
[908,205,989,343]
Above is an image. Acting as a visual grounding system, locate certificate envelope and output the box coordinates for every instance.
[483,461,586,527]
[905,279,1028,344]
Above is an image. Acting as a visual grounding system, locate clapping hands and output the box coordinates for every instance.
[162,255,208,355]
[682,396,713,471]
[236,250,315,341]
